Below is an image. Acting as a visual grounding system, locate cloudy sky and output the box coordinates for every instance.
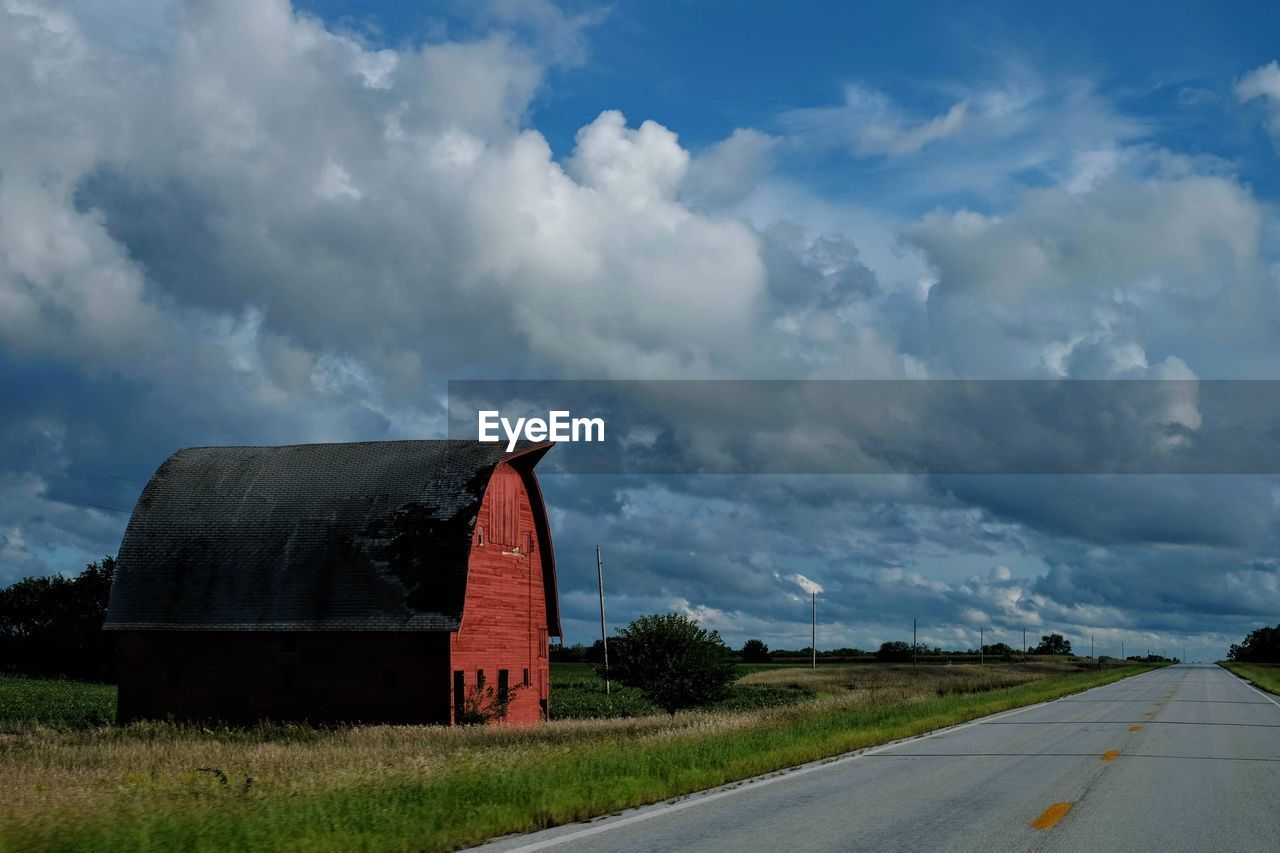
[4,0,1280,660]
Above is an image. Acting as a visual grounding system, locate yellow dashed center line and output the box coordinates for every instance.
[1129,725,1142,732]
[1144,711,1154,717]
[1032,802,1073,829]
[1101,750,1120,761]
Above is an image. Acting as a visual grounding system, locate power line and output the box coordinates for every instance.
[43,493,133,514]
[0,449,144,484]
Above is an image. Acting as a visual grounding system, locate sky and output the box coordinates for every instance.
[4,0,1280,661]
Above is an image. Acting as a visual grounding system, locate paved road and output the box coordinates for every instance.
[481,664,1280,852]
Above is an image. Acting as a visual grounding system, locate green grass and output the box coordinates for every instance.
[0,675,116,728]
[2,662,1159,851]
[1219,661,1280,695]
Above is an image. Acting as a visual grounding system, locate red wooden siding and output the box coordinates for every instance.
[451,461,550,724]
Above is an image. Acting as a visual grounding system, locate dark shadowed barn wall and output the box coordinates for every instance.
[115,631,452,724]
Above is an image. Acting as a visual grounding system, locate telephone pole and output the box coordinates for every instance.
[811,590,817,671]
[980,627,984,666]
[913,617,918,671]
[1023,626,1026,657]
[596,546,610,695]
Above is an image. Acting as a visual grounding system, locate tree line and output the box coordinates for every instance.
[1228,624,1280,663]
[554,631,1078,664]
[0,558,116,681]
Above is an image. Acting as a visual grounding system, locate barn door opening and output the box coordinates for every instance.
[453,670,464,724]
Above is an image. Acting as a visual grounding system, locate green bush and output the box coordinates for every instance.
[608,614,737,714]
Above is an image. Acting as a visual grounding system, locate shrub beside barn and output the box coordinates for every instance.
[104,440,560,725]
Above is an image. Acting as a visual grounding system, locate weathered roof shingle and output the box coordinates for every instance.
[105,440,551,632]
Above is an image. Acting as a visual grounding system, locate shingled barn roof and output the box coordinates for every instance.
[105,440,556,632]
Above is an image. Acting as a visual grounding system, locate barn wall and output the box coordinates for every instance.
[114,631,451,724]
[452,461,549,725]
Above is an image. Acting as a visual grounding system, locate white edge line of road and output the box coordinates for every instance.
[1219,664,1280,709]
[482,666,1168,852]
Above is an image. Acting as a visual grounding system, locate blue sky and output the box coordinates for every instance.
[4,0,1280,660]
[296,0,1280,208]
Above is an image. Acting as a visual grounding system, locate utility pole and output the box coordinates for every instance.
[811,590,817,671]
[1023,626,1026,657]
[1091,635,1094,660]
[1183,641,1186,663]
[596,546,610,696]
[913,617,918,671]
[1122,640,1125,661]
[980,627,984,667]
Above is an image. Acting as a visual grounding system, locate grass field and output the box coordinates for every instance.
[0,660,1158,851]
[1219,661,1280,695]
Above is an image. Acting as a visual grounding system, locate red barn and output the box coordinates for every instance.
[104,440,560,725]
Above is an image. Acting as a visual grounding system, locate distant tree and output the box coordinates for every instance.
[1228,624,1280,663]
[876,640,913,662]
[608,614,736,714]
[740,638,770,663]
[549,642,586,663]
[982,642,1015,658]
[0,558,116,681]
[1032,633,1072,656]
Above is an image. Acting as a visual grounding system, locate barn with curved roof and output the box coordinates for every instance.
[105,439,560,724]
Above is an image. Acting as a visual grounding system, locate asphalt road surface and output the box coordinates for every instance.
[480,664,1280,852]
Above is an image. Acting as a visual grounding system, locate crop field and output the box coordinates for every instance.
[549,662,814,717]
[0,659,1157,851]
[0,675,116,729]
